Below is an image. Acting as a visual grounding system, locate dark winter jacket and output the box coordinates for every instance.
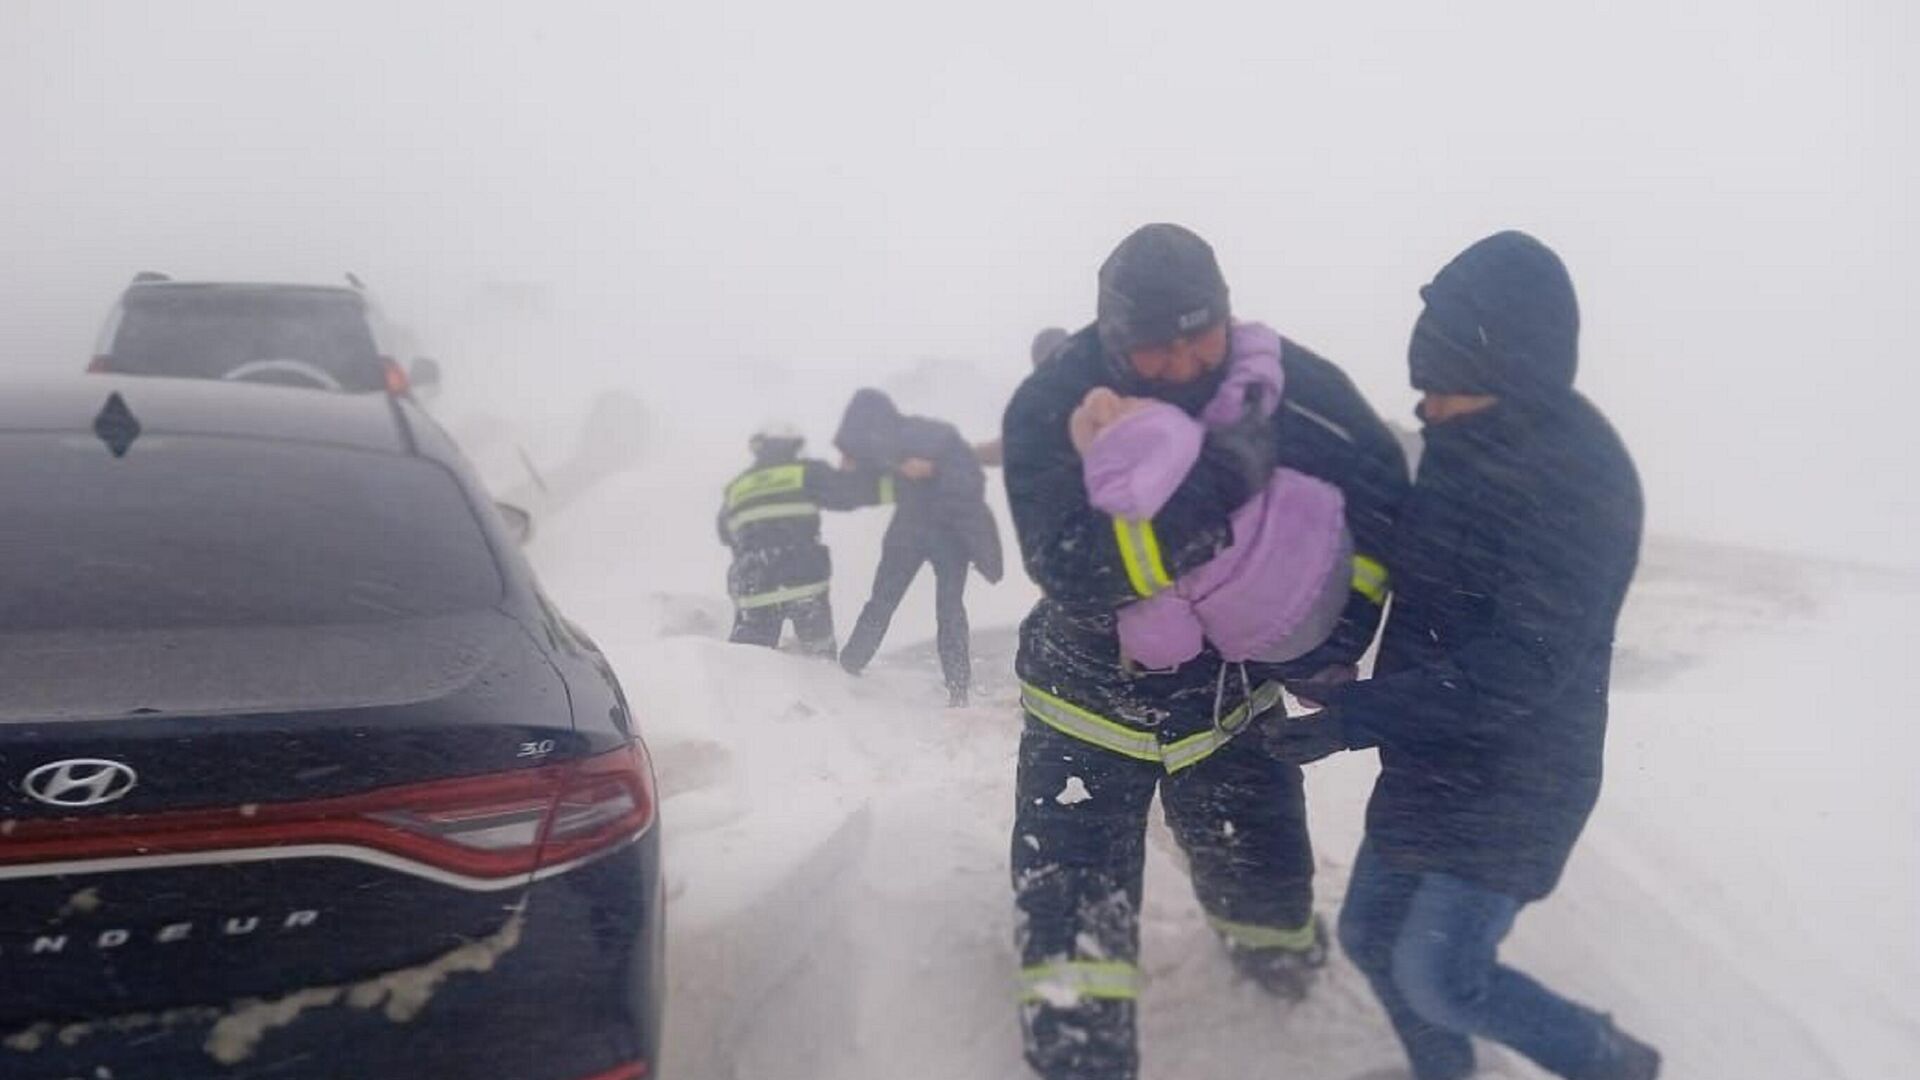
[717,455,886,603]
[1002,326,1408,739]
[1330,232,1644,901]
[834,389,1004,582]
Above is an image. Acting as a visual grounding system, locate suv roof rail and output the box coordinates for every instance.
[130,271,172,285]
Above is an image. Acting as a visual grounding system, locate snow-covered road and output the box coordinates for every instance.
[503,363,1918,1079]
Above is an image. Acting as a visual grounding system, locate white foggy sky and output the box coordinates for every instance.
[2,0,1914,563]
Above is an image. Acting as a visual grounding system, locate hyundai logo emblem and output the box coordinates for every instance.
[22,759,139,808]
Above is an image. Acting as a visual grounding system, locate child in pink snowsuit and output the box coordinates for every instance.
[1078,321,1352,670]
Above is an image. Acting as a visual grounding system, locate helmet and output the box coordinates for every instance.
[749,420,805,460]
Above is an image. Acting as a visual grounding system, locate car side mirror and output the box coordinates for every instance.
[410,357,444,401]
[495,502,534,547]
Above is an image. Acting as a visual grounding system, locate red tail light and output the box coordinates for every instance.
[87,355,111,372]
[0,743,657,889]
[383,357,411,396]
[538,744,657,868]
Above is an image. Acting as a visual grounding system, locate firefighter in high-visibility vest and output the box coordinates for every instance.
[718,422,889,656]
[1002,225,1410,1080]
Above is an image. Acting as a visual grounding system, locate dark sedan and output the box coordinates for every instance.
[0,377,662,1079]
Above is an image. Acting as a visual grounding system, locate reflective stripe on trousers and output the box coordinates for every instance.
[1207,913,1318,951]
[1019,680,1279,775]
[1018,960,1140,1004]
[734,580,830,610]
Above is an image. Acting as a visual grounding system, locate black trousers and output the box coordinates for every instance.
[728,592,837,658]
[1011,718,1314,1080]
[839,519,971,693]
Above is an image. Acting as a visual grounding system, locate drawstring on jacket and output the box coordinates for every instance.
[1213,661,1255,731]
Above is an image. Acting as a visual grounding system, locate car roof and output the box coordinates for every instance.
[0,374,412,456]
[120,281,367,305]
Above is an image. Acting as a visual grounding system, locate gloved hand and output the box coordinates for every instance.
[1204,390,1279,499]
[1286,664,1357,711]
[1258,708,1350,766]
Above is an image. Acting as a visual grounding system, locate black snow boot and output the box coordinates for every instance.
[1226,913,1328,1000]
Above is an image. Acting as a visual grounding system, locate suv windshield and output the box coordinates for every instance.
[0,435,504,632]
[103,289,387,392]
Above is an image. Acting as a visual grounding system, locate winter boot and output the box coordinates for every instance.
[1226,913,1328,1000]
[1573,1017,1660,1080]
[947,685,969,708]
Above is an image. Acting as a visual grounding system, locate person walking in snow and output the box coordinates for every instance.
[1263,232,1659,1080]
[833,388,1003,705]
[975,326,1072,468]
[1002,223,1409,1080]
[717,422,888,656]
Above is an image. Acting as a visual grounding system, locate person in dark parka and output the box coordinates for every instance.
[1265,232,1659,1080]
[833,388,1003,705]
[1004,224,1409,1080]
[718,423,889,656]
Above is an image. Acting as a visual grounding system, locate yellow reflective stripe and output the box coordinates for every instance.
[1162,680,1279,774]
[734,580,829,609]
[878,474,897,504]
[727,465,807,509]
[1162,728,1230,774]
[1226,680,1285,734]
[1114,518,1152,596]
[1207,914,1319,952]
[1021,681,1273,772]
[1112,518,1171,598]
[1138,522,1172,590]
[1018,961,1140,1004]
[1352,554,1389,605]
[1019,684,1161,763]
[725,501,819,534]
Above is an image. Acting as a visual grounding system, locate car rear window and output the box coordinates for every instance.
[0,435,505,632]
[106,291,386,392]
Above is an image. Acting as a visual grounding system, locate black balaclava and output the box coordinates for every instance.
[1409,230,1580,404]
[1095,223,1232,413]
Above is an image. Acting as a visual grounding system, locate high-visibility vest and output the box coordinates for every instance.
[723,463,820,540]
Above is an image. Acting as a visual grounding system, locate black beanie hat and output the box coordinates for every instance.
[1096,224,1230,356]
[1409,231,1580,399]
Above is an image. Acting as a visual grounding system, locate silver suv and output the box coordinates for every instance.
[90,274,441,397]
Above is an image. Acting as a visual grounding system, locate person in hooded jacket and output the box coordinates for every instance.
[1002,224,1409,1080]
[1264,232,1659,1080]
[717,423,889,656]
[833,389,1004,705]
